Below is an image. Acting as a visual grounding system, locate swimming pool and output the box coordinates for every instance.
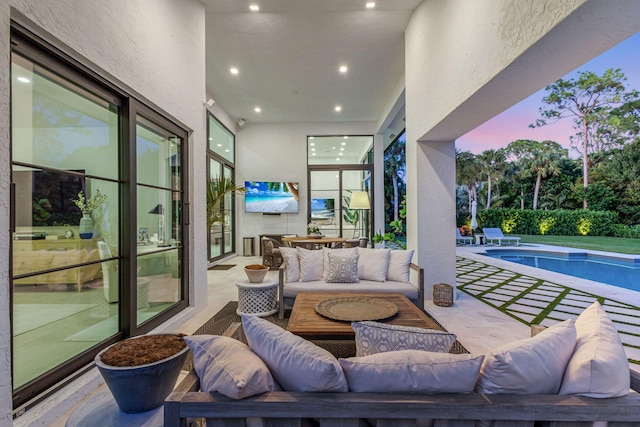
[485,249,640,291]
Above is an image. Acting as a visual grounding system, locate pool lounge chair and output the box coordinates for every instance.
[455,228,473,245]
[482,227,521,246]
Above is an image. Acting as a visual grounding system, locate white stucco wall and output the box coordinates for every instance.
[235,121,376,244]
[403,0,640,299]
[0,0,206,423]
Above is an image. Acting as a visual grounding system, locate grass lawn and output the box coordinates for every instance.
[518,234,640,255]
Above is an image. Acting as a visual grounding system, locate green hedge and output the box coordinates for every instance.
[475,209,625,237]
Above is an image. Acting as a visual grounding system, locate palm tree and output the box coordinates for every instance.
[206,175,246,231]
[477,148,506,209]
[506,139,567,210]
[456,150,480,211]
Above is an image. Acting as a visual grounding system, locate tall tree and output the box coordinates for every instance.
[477,148,506,209]
[505,139,567,210]
[531,68,638,208]
[456,150,480,212]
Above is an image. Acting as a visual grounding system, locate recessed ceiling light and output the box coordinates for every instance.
[334,105,342,112]
[340,148,344,151]
[339,65,348,73]
[312,153,316,156]
[249,4,259,11]
[343,136,349,139]
[217,144,222,147]
[332,147,336,150]
[230,67,239,75]
[225,149,230,152]
[336,158,340,161]
[17,76,30,83]
[254,107,261,113]
[339,153,343,156]
[311,148,316,151]
[309,136,314,139]
[310,142,315,146]
[366,2,375,9]
[341,142,346,146]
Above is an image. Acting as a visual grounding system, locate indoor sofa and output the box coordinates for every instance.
[276,246,424,319]
[166,302,640,427]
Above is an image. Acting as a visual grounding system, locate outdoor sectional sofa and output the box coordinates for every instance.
[277,246,424,319]
[166,302,640,426]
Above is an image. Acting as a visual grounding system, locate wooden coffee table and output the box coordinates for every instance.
[287,292,441,340]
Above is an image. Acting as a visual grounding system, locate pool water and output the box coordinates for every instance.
[485,250,640,292]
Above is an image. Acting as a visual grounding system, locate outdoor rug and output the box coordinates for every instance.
[193,301,469,356]
[14,303,96,336]
[208,264,236,271]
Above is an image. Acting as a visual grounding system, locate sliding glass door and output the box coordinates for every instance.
[10,27,189,407]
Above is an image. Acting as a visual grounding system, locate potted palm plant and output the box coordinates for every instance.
[206,175,246,231]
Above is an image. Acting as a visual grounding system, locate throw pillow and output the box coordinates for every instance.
[387,250,414,282]
[340,350,485,393]
[296,247,324,282]
[279,247,300,282]
[352,321,457,356]
[325,252,359,283]
[242,315,348,392]
[559,302,629,398]
[476,318,577,394]
[322,247,358,280]
[356,248,391,282]
[184,335,275,399]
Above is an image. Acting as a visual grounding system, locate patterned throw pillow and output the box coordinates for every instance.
[325,252,359,283]
[352,321,457,356]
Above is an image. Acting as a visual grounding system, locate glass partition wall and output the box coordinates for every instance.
[10,28,188,407]
[307,136,373,240]
[207,115,236,261]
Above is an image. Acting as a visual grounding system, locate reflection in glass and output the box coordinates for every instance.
[137,249,181,327]
[11,51,121,388]
[307,135,373,165]
[209,115,234,163]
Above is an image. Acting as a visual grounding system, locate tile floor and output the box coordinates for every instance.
[21,246,640,426]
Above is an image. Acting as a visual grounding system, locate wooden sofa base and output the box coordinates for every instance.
[165,324,640,427]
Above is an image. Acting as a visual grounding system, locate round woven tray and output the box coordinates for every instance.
[315,297,398,322]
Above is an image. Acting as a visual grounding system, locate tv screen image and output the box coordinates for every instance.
[311,198,335,219]
[245,181,299,214]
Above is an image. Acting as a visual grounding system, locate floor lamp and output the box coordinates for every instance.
[349,191,370,238]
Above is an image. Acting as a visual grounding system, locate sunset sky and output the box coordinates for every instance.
[456,32,640,157]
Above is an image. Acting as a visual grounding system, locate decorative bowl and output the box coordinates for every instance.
[244,264,269,283]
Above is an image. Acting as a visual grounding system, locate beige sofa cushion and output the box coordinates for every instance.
[282,280,419,300]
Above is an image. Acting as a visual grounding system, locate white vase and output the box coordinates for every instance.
[79,214,94,239]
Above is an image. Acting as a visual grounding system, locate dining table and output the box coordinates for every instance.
[281,236,347,248]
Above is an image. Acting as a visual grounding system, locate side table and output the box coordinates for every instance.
[474,234,485,245]
[236,279,278,317]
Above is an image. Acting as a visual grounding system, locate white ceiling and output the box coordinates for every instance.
[201,0,421,124]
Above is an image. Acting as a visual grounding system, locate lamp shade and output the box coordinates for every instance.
[149,204,164,215]
[349,191,370,209]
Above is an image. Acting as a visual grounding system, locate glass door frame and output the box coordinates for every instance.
[9,22,190,409]
[206,114,237,262]
[307,164,374,240]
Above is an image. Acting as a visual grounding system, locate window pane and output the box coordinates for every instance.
[11,49,121,388]
[136,117,181,189]
[209,158,222,259]
[136,184,181,325]
[11,53,119,179]
[308,135,373,165]
[208,116,234,163]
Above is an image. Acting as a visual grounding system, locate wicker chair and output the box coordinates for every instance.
[261,237,284,270]
[289,241,320,250]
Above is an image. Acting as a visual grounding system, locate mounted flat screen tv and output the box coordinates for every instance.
[245,181,299,214]
[311,198,335,220]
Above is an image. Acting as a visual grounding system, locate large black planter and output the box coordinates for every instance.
[95,334,190,414]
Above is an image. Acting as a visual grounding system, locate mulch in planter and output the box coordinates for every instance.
[100,334,186,367]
